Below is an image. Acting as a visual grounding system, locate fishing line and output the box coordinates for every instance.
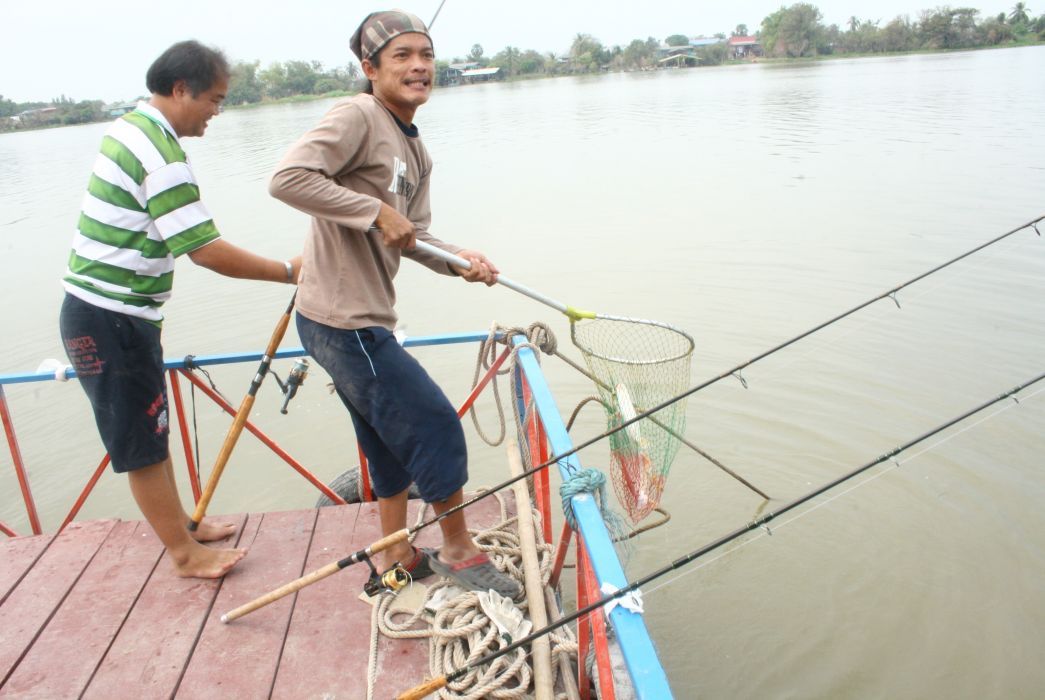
[409,216,1045,531]
[221,219,1044,622]
[387,216,1041,529]
[182,355,228,489]
[707,219,1043,394]
[642,381,1045,598]
[393,371,1045,698]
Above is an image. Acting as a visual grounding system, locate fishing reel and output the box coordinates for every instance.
[363,559,411,598]
[272,358,309,414]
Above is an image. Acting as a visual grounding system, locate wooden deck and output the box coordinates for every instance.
[0,495,510,699]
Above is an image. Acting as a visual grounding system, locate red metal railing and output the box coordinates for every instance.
[1,343,520,535]
[1,385,43,536]
[2,340,618,697]
[518,369,616,699]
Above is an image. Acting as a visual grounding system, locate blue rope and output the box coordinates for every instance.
[560,468,631,548]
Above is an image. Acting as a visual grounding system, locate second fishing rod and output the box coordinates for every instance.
[393,369,1045,699]
[220,215,1043,622]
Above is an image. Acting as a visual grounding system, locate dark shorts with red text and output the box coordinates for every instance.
[59,294,170,473]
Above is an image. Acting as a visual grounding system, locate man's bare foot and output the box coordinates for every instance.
[189,518,238,543]
[171,543,246,579]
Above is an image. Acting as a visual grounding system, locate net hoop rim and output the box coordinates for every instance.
[570,314,695,366]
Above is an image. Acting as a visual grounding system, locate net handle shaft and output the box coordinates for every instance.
[413,240,590,320]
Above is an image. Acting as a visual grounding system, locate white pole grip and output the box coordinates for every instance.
[413,240,572,316]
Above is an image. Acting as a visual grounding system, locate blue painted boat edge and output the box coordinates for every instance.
[511,337,674,699]
[0,332,495,385]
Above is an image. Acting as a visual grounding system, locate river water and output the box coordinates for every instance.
[2,46,1044,698]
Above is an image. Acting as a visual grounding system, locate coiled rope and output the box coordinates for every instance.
[365,493,578,699]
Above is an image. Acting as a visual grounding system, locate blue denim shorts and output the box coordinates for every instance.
[59,294,169,473]
[296,313,467,502]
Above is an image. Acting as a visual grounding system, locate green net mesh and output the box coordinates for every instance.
[571,317,694,523]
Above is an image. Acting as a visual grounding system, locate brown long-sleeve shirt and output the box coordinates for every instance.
[269,93,461,330]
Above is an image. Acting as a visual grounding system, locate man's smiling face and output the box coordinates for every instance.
[364,32,434,124]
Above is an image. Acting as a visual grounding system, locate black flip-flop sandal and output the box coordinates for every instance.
[422,547,523,601]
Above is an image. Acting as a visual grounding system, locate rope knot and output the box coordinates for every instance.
[559,468,607,530]
[525,321,557,355]
[561,468,631,545]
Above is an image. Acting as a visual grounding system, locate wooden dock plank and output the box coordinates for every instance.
[0,533,53,604]
[81,513,248,700]
[1,520,164,699]
[175,508,318,699]
[0,519,117,686]
[273,495,514,699]
[272,501,406,699]
[1,497,521,698]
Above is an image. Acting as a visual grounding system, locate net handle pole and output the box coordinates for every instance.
[412,239,589,320]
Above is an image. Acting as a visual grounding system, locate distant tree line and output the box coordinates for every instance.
[759,2,1043,57]
[0,95,107,132]
[224,60,361,105]
[3,3,1042,132]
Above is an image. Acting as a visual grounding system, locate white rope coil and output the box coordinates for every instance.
[366,497,578,699]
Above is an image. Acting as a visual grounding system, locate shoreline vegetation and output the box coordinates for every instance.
[2,2,1042,134]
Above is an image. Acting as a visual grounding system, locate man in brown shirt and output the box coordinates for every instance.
[270,10,521,599]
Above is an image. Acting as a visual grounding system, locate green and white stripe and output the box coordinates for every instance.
[62,102,219,322]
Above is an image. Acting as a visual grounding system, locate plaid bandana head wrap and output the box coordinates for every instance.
[350,10,432,62]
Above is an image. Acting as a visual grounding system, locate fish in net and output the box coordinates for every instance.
[571,316,694,522]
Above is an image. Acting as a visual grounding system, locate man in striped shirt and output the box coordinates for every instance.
[59,40,300,579]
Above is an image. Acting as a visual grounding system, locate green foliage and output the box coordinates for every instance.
[6,2,1044,132]
[881,16,918,51]
[917,7,981,49]
[61,100,104,125]
[695,43,729,65]
[839,17,885,52]
[1009,2,1031,24]
[491,46,520,76]
[225,58,360,104]
[622,38,657,69]
[760,3,824,57]
[517,49,547,74]
[0,96,104,132]
[227,61,263,105]
[0,95,17,118]
[980,17,1016,43]
[569,33,609,72]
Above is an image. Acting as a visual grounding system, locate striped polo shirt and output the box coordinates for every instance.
[62,101,220,323]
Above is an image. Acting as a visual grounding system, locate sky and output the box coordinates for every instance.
[2,0,1019,103]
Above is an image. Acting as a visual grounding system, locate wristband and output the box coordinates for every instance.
[283,260,294,283]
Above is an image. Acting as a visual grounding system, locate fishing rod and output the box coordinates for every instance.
[428,0,448,29]
[189,292,298,531]
[394,369,1045,699]
[220,215,1042,620]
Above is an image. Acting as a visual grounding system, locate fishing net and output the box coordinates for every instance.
[571,317,695,523]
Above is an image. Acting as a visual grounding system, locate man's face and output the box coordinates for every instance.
[171,77,227,138]
[364,33,434,122]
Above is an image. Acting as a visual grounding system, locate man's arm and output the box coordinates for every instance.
[188,239,300,284]
[268,100,381,231]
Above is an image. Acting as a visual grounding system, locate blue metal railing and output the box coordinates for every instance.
[512,336,673,699]
[1,330,671,696]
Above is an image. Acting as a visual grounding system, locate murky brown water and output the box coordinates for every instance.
[2,46,1044,698]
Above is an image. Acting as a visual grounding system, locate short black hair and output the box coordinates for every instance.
[146,40,229,97]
